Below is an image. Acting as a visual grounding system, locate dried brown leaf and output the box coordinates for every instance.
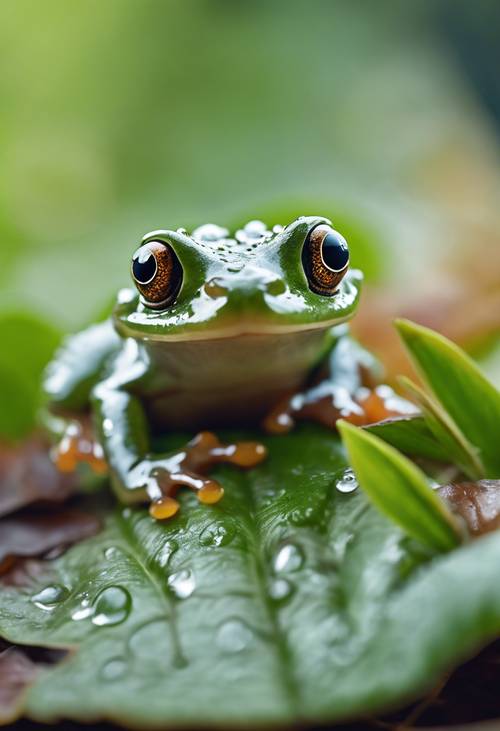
[0,509,101,577]
[438,480,500,537]
[0,438,77,518]
[0,640,67,724]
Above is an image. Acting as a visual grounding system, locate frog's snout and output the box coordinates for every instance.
[203,264,286,315]
[217,264,284,294]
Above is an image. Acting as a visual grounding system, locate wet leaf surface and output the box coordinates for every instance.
[438,480,500,537]
[1,426,500,729]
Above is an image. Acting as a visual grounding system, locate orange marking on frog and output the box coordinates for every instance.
[264,384,417,434]
[54,422,107,475]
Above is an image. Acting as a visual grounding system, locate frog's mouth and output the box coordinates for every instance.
[115,313,355,343]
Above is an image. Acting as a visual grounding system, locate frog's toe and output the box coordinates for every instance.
[143,431,268,521]
[197,479,225,504]
[149,495,181,520]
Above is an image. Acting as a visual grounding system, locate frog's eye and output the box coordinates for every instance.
[302,224,349,296]
[131,241,183,308]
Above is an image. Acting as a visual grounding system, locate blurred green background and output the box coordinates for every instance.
[0,0,499,437]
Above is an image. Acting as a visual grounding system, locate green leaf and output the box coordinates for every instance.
[0,363,37,441]
[0,312,61,440]
[338,421,461,552]
[0,312,61,385]
[365,415,450,462]
[395,319,500,477]
[3,426,500,729]
[399,376,485,480]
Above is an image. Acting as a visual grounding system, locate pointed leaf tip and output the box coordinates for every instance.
[394,319,500,477]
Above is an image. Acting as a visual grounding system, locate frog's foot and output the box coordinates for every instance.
[53,419,107,475]
[263,383,417,434]
[145,431,267,521]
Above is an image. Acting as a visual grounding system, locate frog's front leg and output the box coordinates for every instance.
[264,332,416,434]
[91,380,266,520]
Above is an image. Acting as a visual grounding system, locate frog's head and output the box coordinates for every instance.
[114,216,362,341]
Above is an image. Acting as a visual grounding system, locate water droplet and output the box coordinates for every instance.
[336,469,359,494]
[92,586,131,626]
[216,618,253,653]
[168,569,195,599]
[289,505,317,526]
[269,578,294,604]
[72,606,94,621]
[100,657,127,681]
[104,546,120,560]
[273,543,305,573]
[31,584,69,610]
[156,540,179,567]
[199,522,235,547]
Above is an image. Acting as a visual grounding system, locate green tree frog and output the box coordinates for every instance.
[42,216,408,519]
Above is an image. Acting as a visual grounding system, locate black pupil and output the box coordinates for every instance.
[132,250,157,284]
[322,231,349,271]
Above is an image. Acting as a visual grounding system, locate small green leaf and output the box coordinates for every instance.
[395,319,500,477]
[399,376,485,481]
[0,311,61,385]
[0,363,37,441]
[338,421,461,552]
[365,415,450,462]
[0,311,61,440]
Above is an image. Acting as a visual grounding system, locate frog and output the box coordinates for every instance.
[42,216,409,519]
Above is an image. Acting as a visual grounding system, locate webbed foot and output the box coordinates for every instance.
[133,432,267,521]
[263,383,417,434]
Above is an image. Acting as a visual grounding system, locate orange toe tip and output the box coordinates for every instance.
[149,496,180,520]
[198,483,224,505]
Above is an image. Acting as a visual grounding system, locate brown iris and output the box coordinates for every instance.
[131,241,183,308]
[302,224,350,296]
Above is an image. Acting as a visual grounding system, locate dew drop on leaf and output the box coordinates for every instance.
[104,546,121,560]
[168,569,195,599]
[273,542,305,573]
[289,505,317,526]
[269,578,294,603]
[100,657,128,681]
[216,618,253,653]
[91,586,132,626]
[31,584,70,610]
[336,468,359,494]
[156,540,179,567]
[199,522,235,547]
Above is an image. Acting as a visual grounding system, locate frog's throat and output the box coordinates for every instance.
[115,312,354,343]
